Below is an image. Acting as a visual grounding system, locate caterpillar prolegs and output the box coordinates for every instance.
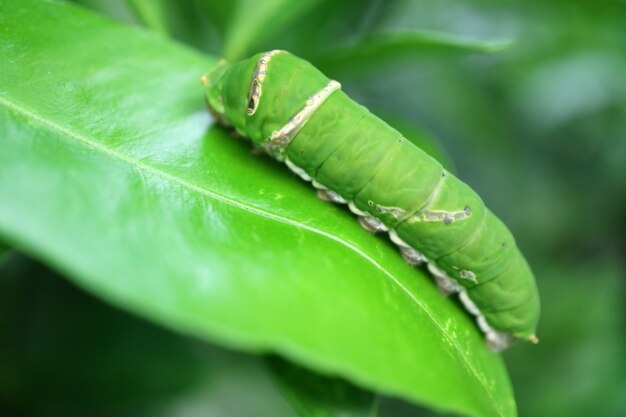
[201,50,540,351]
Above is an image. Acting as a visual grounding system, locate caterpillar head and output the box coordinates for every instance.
[201,52,282,143]
[201,59,233,127]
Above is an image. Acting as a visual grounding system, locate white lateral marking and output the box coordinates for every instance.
[388,229,411,248]
[312,180,328,190]
[285,157,312,181]
[348,200,367,217]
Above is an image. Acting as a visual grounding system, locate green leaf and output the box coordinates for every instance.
[70,0,139,26]
[0,253,209,414]
[504,262,626,417]
[0,2,516,417]
[194,0,232,36]
[0,240,10,265]
[221,0,327,61]
[315,31,512,73]
[267,356,377,417]
[125,0,169,34]
[71,0,223,54]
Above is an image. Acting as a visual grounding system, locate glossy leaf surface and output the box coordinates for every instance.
[0,2,515,417]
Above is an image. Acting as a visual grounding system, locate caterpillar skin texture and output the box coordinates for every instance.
[202,51,540,351]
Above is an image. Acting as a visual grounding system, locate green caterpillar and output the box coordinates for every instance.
[201,50,540,351]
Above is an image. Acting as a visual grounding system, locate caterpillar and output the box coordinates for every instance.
[201,50,540,351]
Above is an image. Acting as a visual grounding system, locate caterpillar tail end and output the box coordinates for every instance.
[487,332,539,352]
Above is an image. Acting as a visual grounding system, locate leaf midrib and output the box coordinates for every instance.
[0,94,505,417]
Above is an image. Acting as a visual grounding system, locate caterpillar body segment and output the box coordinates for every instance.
[202,50,540,351]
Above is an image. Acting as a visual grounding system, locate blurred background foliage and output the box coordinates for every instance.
[3,0,625,416]
[0,252,377,417]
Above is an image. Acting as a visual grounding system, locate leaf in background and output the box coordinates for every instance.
[267,356,377,417]
[71,0,223,54]
[315,31,512,74]
[504,261,626,417]
[0,253,209,415]
[1,252,371,417]
[0,2,516,417]
[221,0,327,61]
[125,0,169,34]
[249,0,385,61]
[195,0,231,36]
[70,0,139,26]
[0,240,10,265]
